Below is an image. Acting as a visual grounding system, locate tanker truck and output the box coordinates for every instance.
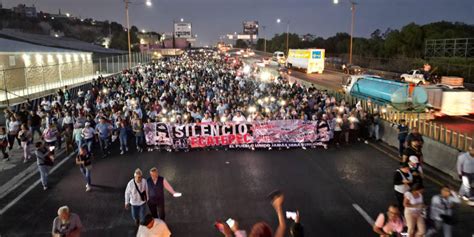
[343,75,428,111]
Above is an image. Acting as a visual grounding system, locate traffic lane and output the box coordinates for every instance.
[290,69,344,91]
[0,143,468,236]
[0,147,374,236]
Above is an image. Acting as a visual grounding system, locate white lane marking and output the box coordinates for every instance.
[0,150,66,200]
[352,203,374,226]
[0,152,76,215]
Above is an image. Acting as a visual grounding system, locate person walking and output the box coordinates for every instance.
[7,115,21,150]
[95,117,113,157]
[394,163,413,213]
[18,124,32,163]
[146,167,181,221]
[51,206,82,237]
[426,186,461,237]
[397,119,409,158]
[35,141,54,190]
[132,116,145,153]
[456,147,474,201]
[136,214,172,237]
[373,204,405,237]
[81,122,95,153]
[403,183,426,237]
[76,146,93,192]
[0,127,10,161]
[119,121,129,155]
[125,168,148,226]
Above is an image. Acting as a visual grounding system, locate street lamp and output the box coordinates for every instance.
[333,0,357,65]
[124,0,152,68]
[261,25,267,52]
[276,18,290,54]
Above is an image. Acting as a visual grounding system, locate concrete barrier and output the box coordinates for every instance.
[379,120,459,179]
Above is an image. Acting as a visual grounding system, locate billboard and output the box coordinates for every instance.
[243,21,258,35]
[174,23,192,38]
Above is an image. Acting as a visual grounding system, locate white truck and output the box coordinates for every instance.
[400,69,427,85]
[424,77,474,116]
[286,49,325,74]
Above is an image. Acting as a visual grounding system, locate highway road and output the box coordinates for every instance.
[1,142,473,236]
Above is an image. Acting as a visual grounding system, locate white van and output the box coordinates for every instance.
[272,51,285,64]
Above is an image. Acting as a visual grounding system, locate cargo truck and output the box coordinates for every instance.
[423,77,474,116]
[343,75,428,111]
[286,49,325,74]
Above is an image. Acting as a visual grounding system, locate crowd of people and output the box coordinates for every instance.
[0,48,472,236]
[372,123,474,237]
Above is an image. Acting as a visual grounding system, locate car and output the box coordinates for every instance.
[343,64,363,75]
[400,69,427,85]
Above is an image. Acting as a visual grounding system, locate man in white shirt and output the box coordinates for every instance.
[136,214,171,237]
[81,122,95,152]
[125,169,148,226]
[427,186,461,237]
[232,111,246,123]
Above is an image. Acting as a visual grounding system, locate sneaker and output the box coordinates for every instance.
[268,147,272,151]
[364,140,369,144]
[23,159,28,164]
[251,147,255,151]
[43,186,48,191]
[125,147,129,152]
[286,146,290,149]
[86,185,91,192]
[120,150,124,155]
[462,196,470,201]
[302,146,307,150]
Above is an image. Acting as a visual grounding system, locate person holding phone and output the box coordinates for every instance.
[146,167,181,221]
[35,141,54,191]
[248,192,286,237]
[51,206,82,237]
[76,146,92,192]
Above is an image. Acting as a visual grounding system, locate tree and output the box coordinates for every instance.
[235,39,248,48]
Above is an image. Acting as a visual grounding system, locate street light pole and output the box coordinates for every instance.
[125,0,132,68]
[349,1,355,65]
[262,25,267,52]
[286,21,289,54]
[124,0,152,68]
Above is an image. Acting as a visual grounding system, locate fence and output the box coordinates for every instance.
[329,91,473,152]
[0,52,151,106]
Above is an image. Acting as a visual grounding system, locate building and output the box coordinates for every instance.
[12,4,37,18]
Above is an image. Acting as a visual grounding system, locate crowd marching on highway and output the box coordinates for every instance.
[1,49,473,237]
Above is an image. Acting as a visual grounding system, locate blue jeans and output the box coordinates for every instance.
[30,126,41,142]
[79,165,91,186]
[119,134,128,151]
[38,165,50,188]
[99,137,110,154]
[84,138,93,153]
[131,203,147,225]
[135,135,144,149]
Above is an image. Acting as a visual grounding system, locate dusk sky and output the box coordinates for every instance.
[3,0,474,46]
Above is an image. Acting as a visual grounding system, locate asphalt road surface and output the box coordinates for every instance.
[1,142,473,236]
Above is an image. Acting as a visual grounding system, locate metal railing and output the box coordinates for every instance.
[328,91,473,151]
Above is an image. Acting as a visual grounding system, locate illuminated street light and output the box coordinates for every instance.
[142,29,146,33]
[333,0,357,64]
[180,18,184,22]
[66,13,71,17]
[124,0,153,68]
